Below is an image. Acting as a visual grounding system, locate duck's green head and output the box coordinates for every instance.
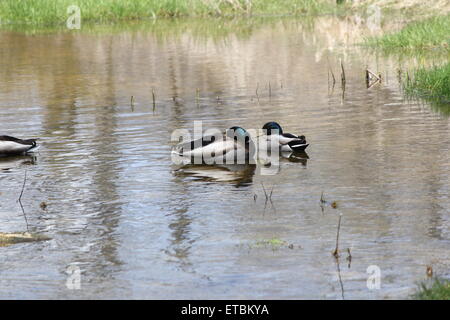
[227,126,250,144]
[262,122,283,135]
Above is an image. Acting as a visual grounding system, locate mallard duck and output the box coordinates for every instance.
[0,136,37,156]
[260,122,309,152]
[172,126,255,164]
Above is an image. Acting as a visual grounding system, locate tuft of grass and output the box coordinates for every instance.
[253,237,290,249]
[412,278,450,300]
[404,62,450,114]
[365,14,450,51]
[0,0,336,27]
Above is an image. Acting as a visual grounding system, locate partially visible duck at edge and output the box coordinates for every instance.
[261,121,309,152]
[0,135,38,156]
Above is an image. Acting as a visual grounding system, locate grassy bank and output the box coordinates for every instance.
[366,14,450,112]
[405,62,450,108]
[365,14,450,50]
[413,279,450,300]
[0,0,335,26]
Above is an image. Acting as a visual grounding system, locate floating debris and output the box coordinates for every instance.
[427,265,433,278]
[366,69,382,88]
[252,238,296,250]
[0,232,51,247]
[40,201,48,211]
[320,192,339,209]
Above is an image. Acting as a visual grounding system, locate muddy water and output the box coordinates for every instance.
[0,17,449,299]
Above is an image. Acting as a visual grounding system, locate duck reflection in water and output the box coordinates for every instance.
[283,150,309,165]
[173,163,256,187]
[258,150,309,175]
[0,155,37,171]
[172,150,308,184]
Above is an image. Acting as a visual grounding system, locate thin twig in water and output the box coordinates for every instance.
[269,185,274,199]
[333,213,345,299]
[365,67,370,87]
[326,57,336,90]
[330,68,336,87]
[18,170,27,203]
[340,59,346,90]
[346,248,352,268]
[320,192,326,214]
[256,82,259,101]
[335,255,345,300]
[17,170,29,232]
[152,88,156,110]
[333,213,342,258]
[261,182,268,200]
[320,191,326,203]
[261,182,274,201]
[261,182,275,211]
[328,68,330,89]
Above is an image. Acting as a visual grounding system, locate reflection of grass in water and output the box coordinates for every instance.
[364,14,450,50]
[0,0,336,27]
[404,62,450,116]
[1,15,319,41]
[413,278,450,300]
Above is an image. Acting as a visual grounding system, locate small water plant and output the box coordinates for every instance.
[404,62,450,112]
[413,278,450,300]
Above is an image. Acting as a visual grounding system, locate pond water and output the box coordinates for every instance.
[0,16,449,299]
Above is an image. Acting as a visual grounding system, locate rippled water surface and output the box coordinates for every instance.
[0,17,449,299]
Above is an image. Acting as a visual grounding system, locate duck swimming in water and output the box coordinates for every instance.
[0,136,38,156]
[172,126,255,164]
[260,122,309,152]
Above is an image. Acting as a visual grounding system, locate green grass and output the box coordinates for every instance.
[413,278,450,300]
[365,14,450,113]
[365,14,450,50]
[0,0,336,26]
[404,62,450,114]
